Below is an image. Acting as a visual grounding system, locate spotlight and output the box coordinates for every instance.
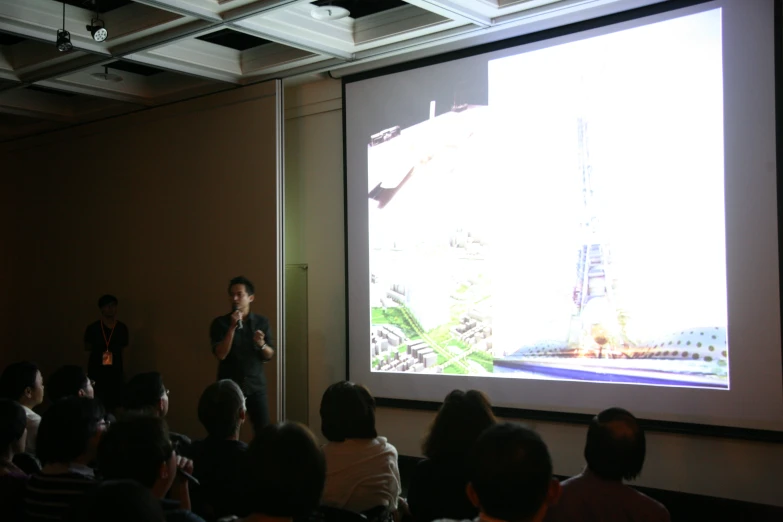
[56,2,72,52]
[87,19,108,42]
[56,29,73,52]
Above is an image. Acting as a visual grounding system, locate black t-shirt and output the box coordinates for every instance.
[210,312,274,394]
[84,320,129,375]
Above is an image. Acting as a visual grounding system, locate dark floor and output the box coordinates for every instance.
[398,456,783,522]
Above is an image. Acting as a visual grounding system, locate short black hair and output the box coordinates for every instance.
[228,276,255,296]
[37,397,105,465]
[423,389,496,459]
[98,415,173,489]
[123,372,165,412]
[97,295,118,308]
[246,422,325,517]
[0,361,40,402]
[0,398,27,449]
[198,380,245,439]
[48,365,90,402]
[584,407,646,481]
[470,423,553,522]
[67,480,165,522]
[320,381,377,442]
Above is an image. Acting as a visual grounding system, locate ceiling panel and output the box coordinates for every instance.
[310,0,408,19]
[0,33,26,46]
[57,0,134,14]
[196,28,273,51]
[107,60,166,76]
[0,0,651,141]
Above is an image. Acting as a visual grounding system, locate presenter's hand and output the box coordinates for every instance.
[254,330,266,346]
[231,309,242,327]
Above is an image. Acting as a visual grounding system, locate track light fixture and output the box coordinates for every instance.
[87,19,107,42]
[86,1,108,42]
[56,2,72,52]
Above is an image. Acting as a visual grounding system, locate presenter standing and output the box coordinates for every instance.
[84,294,129,412]
[210,276,275,432]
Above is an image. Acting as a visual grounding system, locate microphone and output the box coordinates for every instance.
[233,305,243,331]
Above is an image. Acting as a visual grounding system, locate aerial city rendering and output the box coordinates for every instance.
[366,93,729,389]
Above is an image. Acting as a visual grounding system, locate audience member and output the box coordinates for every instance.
[0,361,44,455]
[451,422,560,522]
[190,380,249,521]
[545,407,670,522]
[320,381,400,515]
[123,372,169,416]
[68,479,166,522]
[238,422,326,522]
[0,398,30,520]
[48,366,95,402]
[408,390,496,522]
[24,397,106,522]
[122,372,190,452]
[97,414,204,522]
[84,294,129,412]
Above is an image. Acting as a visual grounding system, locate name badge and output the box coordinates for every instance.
[102,351,113,366]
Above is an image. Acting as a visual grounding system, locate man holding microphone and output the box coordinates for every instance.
[210,276,275,432]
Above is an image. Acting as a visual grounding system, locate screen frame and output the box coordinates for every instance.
[342,0,783,443]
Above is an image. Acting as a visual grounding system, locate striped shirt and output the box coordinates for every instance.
[24,464,97,521]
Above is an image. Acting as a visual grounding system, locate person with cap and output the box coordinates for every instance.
[84,294,129,412]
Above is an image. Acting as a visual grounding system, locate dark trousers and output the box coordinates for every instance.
[245,390,270,433]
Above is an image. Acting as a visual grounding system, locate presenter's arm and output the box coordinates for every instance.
[212,312,241,361]
[254,320,275,361]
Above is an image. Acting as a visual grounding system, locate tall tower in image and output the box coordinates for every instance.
[567,117,629,358]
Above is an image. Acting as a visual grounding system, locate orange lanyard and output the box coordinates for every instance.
[101,321,116,352]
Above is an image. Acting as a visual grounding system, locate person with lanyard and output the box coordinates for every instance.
[84,294,129,412]
[210,276,275,433]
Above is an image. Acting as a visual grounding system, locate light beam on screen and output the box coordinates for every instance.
[365,8,727,390]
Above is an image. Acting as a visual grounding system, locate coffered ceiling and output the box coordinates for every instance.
[0,0,664,141]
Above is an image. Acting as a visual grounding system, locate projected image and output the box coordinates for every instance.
[368,9,728,389]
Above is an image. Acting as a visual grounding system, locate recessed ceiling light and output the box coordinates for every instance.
[310,5,350,21]
[91,66,122,82]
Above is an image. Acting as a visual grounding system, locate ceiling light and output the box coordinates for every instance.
[56,2,72,52]
[310,5,350,21]
[86,1,108,42]
[87,19,108,42]
[91,66,122,82]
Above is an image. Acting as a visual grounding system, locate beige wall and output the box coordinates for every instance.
[0,82,280,440]
[283,78,783,507]
[284,79,346,434]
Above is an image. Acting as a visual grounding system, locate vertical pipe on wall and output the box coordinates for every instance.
[275,78,286,422]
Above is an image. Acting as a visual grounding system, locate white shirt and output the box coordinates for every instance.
[22,405,40,455]
[321,437,401,513]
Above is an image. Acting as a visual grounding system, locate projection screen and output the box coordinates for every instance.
[345,0,783,434]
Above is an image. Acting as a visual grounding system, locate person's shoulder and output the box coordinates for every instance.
[211,314,231,331]
[249,312,270,325]
[85,320,101,331]
[375,437,398,457]
[560,472,588,489]
[625,486,670,519]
